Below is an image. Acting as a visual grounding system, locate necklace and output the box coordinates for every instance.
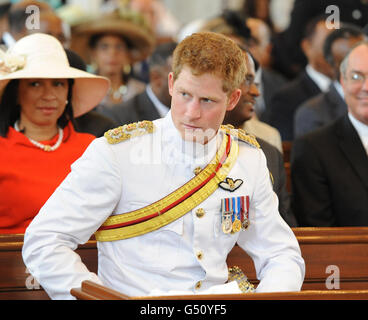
[109,84,128,102]
[14,121,63,152]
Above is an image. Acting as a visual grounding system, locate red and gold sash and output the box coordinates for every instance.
[95,133,239,242]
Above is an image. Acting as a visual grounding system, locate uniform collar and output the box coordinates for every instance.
[160,111,221,166]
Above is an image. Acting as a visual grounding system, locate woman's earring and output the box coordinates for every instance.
[123,64,131,75]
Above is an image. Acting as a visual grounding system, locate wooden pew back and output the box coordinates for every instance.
[71,280,368,300]
[227,227,368,290]
[0,234,98,300]
[1,227,368,299]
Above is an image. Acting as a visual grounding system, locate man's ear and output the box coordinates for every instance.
[300,38,310,57]
[339,72,348,97]
[168,72,174,96]
[226,89,242,111]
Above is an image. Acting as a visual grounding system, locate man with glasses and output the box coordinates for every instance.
[291,41,368,227]
[224,52,296,227]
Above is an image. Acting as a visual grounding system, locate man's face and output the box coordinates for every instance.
[152,56,173,107]
[224,54,260,126]
[331,36,364,80]
[341,45,368,125]
[246,18,271,67]
[168,66,241,144]
[238,55,260,121]
[302,21,334,78]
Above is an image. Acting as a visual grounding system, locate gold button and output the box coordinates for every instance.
[196,251,203,260]
[195,281,202,290]
[195,208,205,218]
[194,167,202,175]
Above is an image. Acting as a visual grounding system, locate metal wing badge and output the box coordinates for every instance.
[219,177,243,192]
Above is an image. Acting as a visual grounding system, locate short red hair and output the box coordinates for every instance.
[172,32,247,94]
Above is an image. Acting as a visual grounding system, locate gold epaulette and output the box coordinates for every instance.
[221,124,260,149]
[104,120,155,144]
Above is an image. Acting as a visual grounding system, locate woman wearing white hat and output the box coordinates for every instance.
[0,33,109,234]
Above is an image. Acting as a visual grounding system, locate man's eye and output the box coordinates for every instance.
[245,77,254,86]
[351,72,364,81]
[202,98,213,103]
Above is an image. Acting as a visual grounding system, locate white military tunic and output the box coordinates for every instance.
[22,111,305,299]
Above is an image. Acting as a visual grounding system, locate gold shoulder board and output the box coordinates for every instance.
[104,120,155,144]
[221,124,260,149]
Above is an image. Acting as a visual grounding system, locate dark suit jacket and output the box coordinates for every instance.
[294,82,347,138]
[103,90,162,125]
[258,137,297,227]
[258,68,288,122]
[74,111,117,137]
[265,70,321,141]
[291,114,368,226]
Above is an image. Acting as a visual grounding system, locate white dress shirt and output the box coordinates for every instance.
[333,80,344,99]
[145,84,170,118]
[305,64,331,93]
[22,112,305,299]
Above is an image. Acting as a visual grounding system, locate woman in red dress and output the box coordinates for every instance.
[0,33,109,234]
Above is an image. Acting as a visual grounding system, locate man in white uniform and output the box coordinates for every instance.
[22,32,305,299]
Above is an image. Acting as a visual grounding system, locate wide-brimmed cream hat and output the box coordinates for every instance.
[0,33,110,117]
[73,8,156,63]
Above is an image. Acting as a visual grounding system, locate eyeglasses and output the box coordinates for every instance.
[348,71,368,85]
[244,76,259,88]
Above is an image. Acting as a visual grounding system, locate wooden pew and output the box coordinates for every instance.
[282,141,292,192]
[227,227,368,290]
[1,227,368,299]
[0,234,98,300]
[71,280,368,300]
[284,161,291,192]
[282,141,292,163]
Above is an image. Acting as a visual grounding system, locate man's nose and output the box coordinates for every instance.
[361,77,368,91]
[185,99,201,119]
[250,83,260,97]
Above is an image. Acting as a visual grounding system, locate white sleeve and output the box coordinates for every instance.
[237,150,305,292]
[22,138,123,300]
